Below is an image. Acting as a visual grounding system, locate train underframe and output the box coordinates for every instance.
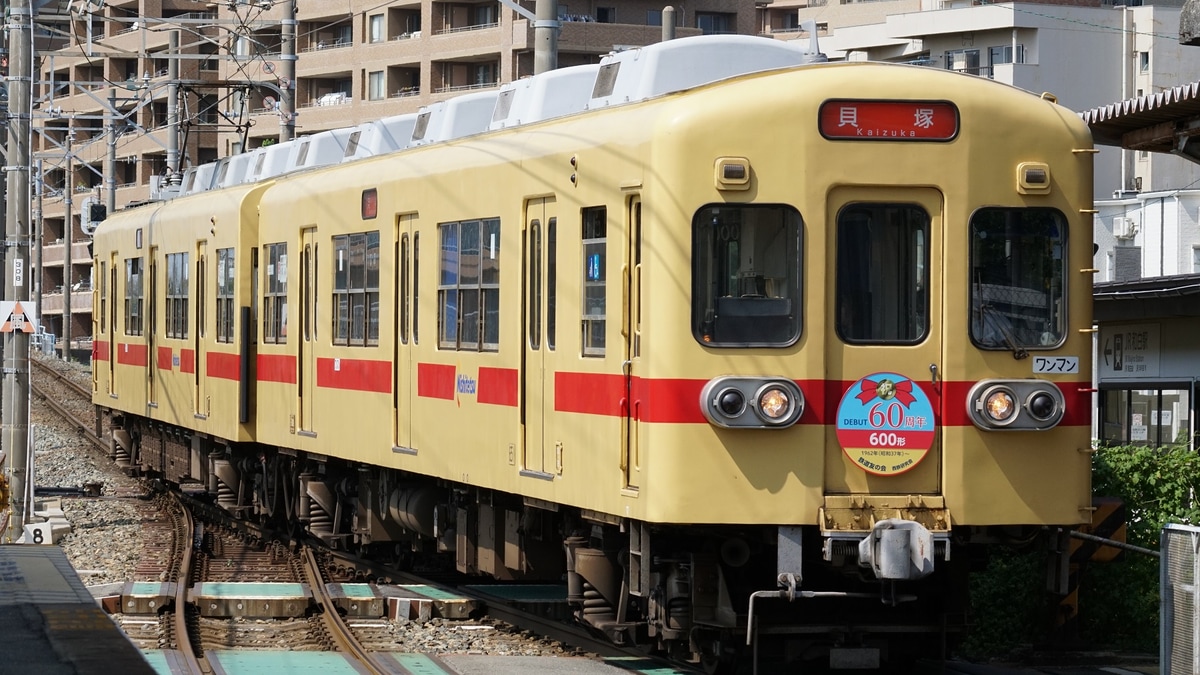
[107,412,1057,670]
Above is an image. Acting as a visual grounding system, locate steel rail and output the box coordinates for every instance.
[30,358,92,400]
[301,546,390,675]
[169,493,212,674]
[30,381,108,452]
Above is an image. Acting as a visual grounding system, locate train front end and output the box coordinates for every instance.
[627,62,1095,667]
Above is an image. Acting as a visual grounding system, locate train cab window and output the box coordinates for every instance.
[693,204,802,347]
[124,257,143,336]
[969,208,1066,351]
[217,248,235,343]
[582,207,606,356]
[166,252,189,339]
[836,204,928,344]
[438,218,500,351]
[263,242,287,344]
[332,231,380,347]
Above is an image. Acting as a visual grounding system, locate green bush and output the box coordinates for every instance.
[962,444,1200,658]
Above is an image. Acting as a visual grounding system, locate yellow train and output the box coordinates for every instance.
[91,35,1095,669]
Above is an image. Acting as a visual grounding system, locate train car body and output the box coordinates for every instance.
[92,35,1095,669]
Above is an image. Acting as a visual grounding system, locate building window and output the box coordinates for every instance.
[1100,387,1193,450]
[596,6,615,22]
[166,252,189,339]
[696,12,734,34]
[124,257,143,336]
[581,207,606,356]
[368,71,385,101]
[332,231,380,346]
[263,242,287,344]
[647,10,662,25]
[1139,51,1149,72]
[473,63,498,86]
[1193,246,1200,273]
[438,218,500,351]
[217,248,235,343]
[369,14,384,42]
[945,49,982,76]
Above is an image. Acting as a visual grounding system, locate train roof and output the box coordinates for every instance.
[153,34,825,202]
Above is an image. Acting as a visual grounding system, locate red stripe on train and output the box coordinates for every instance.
[208,352,240,381]
[180,349,195,374]
[317,357,391,393]
[478,367,518,406]
[257,353,297,384]
[418,363,456,400]
[559,373,1091,427]
[156,346,173,371]
[93,341,110,362]
[116,343,148,367]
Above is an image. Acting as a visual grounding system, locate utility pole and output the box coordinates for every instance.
[63,130,71,363]
[533,0,558,75]
[280,0,295,142]
[167,30,179,178]
[105,92,116,213]
[4,0,33,541]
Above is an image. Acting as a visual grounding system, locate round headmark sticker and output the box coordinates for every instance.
[836,372,936,476]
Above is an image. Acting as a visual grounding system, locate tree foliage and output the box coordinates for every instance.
[961,444,1200,658]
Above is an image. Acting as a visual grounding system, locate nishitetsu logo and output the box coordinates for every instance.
[836,372,936,476]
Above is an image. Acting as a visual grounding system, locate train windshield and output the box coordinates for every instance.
[692,204,802,347]
[969,207,1067,352]
[836,204,929,344]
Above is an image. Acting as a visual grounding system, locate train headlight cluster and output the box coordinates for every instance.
[701,377,804,429]
[967,380,1065,431]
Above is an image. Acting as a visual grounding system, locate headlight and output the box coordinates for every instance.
[983,388,1017,423]
[757,386,791,422]
[967,380,1065,431]
[700,377,805,429]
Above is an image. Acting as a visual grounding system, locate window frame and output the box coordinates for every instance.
[263,242,288,344]
[216,247,235,343]
[332,230,380,347]
[124,257,144,336]
[438,218,500,351]
[165,251,189,339]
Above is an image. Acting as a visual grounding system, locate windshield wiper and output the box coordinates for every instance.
[981,303,1028,360]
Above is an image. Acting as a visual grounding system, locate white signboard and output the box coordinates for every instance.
[1099,323,1160,379]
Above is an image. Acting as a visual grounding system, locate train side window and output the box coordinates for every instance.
[969,208,1067,351]
[439,218,500,351]
[582,207,606,356]
[413,233,420,345]
[216,248,235,343]
[529,220,541,350]
[332,231,380,346]
[400,234,410,345]
[547,217,557,351]
[166,252,189,339]
[263,242,287,344]
[124,257,143,336]
[693,204,802,347]
[835,204,928,344]
[99,261,107,333]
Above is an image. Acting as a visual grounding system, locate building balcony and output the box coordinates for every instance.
[39,289,94,315]
[41,241,94,266]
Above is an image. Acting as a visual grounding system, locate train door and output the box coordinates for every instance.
[195,241,208,416]
[298,228,317,434]
[148,246,158,407]
[394,215,416,451]
[622,197,641,491]
[522,197,555,476]
[824,187,943,496]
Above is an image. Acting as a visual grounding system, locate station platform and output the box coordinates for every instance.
[142,650,695,674]
[0,545,156,675]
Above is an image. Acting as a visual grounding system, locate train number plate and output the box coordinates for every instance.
[1033,356,1078,374]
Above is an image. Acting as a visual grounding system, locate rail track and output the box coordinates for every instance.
[29,355,695,672]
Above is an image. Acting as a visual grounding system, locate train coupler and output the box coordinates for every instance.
[857,518,937,582]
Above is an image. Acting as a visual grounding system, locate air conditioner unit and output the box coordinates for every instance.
[1113,216,1139,240]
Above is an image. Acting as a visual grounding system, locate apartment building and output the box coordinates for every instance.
[31,0,760,357]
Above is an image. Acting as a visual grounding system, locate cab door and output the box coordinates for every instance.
[147,246,158,407]
[298,228,317,434]
[621,197,642,491]
[521,197,555,477]
[824,187,943,496]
